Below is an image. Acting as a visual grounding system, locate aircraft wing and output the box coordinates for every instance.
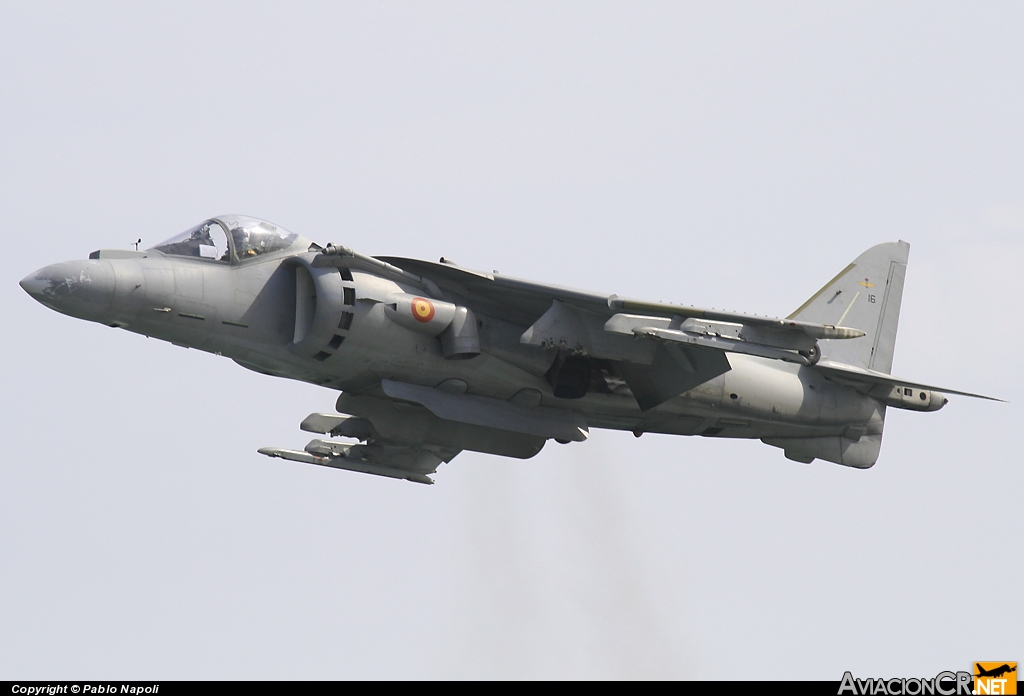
[375,255,868,410]
[378,256,862,355]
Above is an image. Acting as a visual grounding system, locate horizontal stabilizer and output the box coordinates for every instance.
[815,361,1004,402]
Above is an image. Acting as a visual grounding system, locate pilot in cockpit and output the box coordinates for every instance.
[230,226,258,258]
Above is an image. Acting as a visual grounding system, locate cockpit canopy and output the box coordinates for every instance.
[151,215,303,263]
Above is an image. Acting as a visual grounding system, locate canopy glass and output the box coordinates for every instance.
[151,215,301,263]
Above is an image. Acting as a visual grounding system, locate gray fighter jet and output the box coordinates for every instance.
[20,215,998,484]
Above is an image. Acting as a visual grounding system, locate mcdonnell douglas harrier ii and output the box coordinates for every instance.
[20,216,998,483]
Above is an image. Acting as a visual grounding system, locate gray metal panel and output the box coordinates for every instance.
[380,378,589,441]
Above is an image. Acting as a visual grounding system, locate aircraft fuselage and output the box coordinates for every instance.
[22,251,882,442]
[22,216,966,480]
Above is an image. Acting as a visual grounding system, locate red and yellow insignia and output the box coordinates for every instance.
[411,297,435,323]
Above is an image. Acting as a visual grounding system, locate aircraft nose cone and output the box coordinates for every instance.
[19,272,49,298]
[20,260,116,320]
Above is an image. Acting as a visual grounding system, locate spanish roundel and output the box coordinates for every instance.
[411,297,435,323]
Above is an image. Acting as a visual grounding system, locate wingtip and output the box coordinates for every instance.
[933,390,1004,403]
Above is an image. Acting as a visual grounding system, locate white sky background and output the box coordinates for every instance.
[1,1,1021,680]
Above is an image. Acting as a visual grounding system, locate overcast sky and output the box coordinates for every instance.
[2,1,1021,680]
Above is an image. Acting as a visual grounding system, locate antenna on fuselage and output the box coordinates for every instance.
[132,238,141,251]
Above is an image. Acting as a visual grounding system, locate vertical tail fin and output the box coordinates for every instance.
[789,241,910,373]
